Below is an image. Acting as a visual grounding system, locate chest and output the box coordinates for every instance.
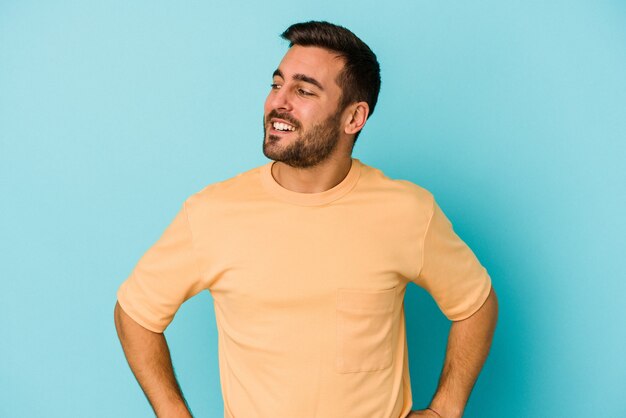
[196,203,417,310]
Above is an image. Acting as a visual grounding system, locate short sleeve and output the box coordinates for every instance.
[117,202,206,333]
[414,201,492,321]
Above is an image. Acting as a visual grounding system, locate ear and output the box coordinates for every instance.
[343,102,370,135]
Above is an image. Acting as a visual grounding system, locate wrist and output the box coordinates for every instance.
[427,407,442,417]
[154,400,192,418]
[156,408,192,418]
[429,399,464,418]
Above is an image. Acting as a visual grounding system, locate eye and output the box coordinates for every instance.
[270,83,281,90]
[297,88,314,96]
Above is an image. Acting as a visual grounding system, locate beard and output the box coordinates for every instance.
[262,110,342,169]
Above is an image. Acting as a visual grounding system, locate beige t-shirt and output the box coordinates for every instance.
[117,158,491,418]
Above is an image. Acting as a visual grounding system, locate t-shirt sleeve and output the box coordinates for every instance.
[414,200,492,321]
[117,202,206,333]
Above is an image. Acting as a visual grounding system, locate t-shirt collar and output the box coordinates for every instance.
[260,158,362,206]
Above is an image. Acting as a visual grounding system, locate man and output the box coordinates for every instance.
[114,21,498,418]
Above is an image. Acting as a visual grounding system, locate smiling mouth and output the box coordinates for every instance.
[270,121,297,133]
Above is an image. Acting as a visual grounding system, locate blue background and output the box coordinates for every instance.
[1,1,625,417]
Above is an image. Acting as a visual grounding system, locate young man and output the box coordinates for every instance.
[114,21,498,418]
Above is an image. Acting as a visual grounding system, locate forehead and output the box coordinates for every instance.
[276,45,345,89]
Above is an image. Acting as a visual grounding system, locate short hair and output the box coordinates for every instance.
[281,21,381,142]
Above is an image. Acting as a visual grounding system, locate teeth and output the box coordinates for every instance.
[273,122,295,131]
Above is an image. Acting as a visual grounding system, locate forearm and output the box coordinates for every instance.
[429,288,498,418]
[114,301,192,418]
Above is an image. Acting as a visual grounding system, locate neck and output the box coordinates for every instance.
[271,154,353,193]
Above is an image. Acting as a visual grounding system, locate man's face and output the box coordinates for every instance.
[263,45,346,168]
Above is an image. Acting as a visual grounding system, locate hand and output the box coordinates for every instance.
[406,409,442,417]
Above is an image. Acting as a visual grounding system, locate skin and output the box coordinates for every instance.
[262,45,369,193]
[408,288,498,417]
[115,44,498,418]
[114,302,193,417]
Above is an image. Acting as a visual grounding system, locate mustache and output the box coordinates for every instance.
[266,110,301,129]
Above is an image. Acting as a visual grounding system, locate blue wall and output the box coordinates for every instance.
[1,1,624,417]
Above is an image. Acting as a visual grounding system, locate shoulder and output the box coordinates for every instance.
[357,160,435,211]
[183,163,267,210]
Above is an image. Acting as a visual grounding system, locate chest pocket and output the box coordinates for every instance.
[335,286,396,373]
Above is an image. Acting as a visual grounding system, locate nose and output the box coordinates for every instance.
[267,86,293,112]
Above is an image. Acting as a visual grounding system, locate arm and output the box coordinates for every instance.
[410,287,499,418]
[114,301,193,418]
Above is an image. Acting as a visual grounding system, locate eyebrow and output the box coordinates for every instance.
[273,69,325,91]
